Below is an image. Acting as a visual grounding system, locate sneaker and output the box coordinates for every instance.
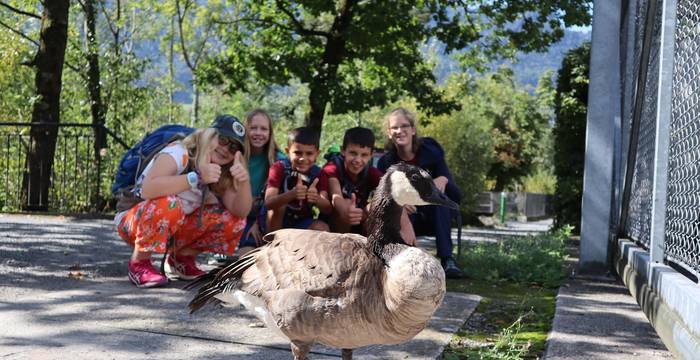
[128,259,169,288]
[441,257,464,279]
[165,254,207,280]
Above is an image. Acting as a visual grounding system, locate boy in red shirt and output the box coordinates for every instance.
[319,127,415,243]
[265,127,331,232]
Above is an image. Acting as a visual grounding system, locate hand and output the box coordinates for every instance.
[294,176,308,201]
[199,153,221,184]
[229,151,249,186]
[245,220,264,247]
[347,193,364,225]
[433,176,448,193]
[306,178,320,204]
[404,204,417,215]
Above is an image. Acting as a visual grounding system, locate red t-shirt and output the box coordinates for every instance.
[318,160,383,207]
[267,160,317,220]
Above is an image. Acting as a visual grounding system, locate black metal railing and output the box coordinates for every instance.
[0,122,128,213]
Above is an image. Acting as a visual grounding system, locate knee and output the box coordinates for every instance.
[310,220,329,232]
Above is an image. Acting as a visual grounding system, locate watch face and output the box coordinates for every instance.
[188,172,198,187]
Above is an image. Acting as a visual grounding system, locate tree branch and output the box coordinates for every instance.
[0,19,86,79]
[0,19,38,46]
[274,0,329,38]
[175,0,195,70]
[0,1,40,19]
[211,16,295,33]
[98,0,118,38]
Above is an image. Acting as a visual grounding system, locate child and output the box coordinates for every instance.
[116,114,252,288]
[378,107,463,278]
[237,109,286,257]
[319,127,415,243]
[265,127,331,232]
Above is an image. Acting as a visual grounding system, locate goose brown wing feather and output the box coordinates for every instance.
[240,229,377,299]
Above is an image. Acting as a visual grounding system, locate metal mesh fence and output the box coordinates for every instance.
[625,1,664,248]
[665,0,700,277]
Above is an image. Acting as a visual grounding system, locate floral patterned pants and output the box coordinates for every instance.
[117,196,245,255]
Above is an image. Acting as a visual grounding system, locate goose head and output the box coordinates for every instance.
[367,163,459,258]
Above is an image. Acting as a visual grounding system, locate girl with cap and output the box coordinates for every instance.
[115,114,252,288]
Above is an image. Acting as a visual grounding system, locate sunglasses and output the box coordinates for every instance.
[218,135,243,153]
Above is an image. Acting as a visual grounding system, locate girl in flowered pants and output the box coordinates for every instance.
[114,114,252,288]
[117,196,245,260]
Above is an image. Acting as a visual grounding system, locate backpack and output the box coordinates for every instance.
[112,124,195,210]
[324,152,370,208]
[280,158,321,213]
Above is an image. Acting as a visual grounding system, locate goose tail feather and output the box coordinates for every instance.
[187,250,259,313]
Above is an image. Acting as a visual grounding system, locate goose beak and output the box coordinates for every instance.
[426,186,459,210]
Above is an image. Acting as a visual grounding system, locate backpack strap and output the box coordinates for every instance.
[332,153,370,208]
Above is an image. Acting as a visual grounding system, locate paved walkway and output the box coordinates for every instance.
[0,214,479,360]
[0,215,673,359]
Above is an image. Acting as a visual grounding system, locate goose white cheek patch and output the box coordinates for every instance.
[390,171,429,206]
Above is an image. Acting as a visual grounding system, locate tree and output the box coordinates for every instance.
[553,42,590,231]
[80,0,107,159]
[203,0,591,131]
[472,68,550,191]
[23,1,70,210]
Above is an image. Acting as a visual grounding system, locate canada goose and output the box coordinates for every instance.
[188,163,459,360]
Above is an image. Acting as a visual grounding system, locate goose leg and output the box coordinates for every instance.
[341,348,353,360]
[290,341,311,360]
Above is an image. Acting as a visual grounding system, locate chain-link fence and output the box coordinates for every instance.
[617,0,700,281]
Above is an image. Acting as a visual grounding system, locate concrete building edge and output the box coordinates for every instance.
[615,238,700,360]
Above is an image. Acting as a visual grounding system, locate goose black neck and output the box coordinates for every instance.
[366,184,406,262]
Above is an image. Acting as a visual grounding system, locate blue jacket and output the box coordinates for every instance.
[377,137,461,203]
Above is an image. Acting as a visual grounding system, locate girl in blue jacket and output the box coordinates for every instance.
[377,107,463,278]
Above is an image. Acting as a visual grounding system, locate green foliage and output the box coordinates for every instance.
[422,92,493,213]
[457,226,571,288]
[444,280,558,359]
[553,42,590,232]
[521,169,557,194]
[478,313,532,359]
[202,0,591,127]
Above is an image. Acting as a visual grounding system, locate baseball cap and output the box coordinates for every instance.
[210,114,246,149]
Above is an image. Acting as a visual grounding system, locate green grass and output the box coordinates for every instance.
[442,226,572,359]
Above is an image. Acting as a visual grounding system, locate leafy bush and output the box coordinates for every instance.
[458,226,571,288]
[553,42,590,232]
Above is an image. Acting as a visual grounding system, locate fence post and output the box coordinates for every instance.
[649,0,677,265]
[580,0,622,274]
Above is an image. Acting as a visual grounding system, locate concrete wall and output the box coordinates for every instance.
[579,0,621,275]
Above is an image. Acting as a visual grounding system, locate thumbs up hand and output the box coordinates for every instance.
[306,178,320,203]
[199,152,221,184]
[229,151,249,186]
[347,193,364,225]
[294,176,308,200]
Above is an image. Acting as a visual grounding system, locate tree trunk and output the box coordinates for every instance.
[85,0,106,158]
[22,1,70,211]
[191,74,199,126]
[168,15,176,123]
[85,0,106,210]
[304,0,355,132]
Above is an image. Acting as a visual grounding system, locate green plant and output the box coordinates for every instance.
[457,227,570,288]
[478,312,532,359]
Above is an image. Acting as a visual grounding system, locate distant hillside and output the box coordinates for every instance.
[154,28,591,103]
[431,29,591,89]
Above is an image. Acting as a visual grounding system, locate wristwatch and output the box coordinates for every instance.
[186,171,199,191]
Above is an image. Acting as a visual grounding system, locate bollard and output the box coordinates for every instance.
[499,191,506,224]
